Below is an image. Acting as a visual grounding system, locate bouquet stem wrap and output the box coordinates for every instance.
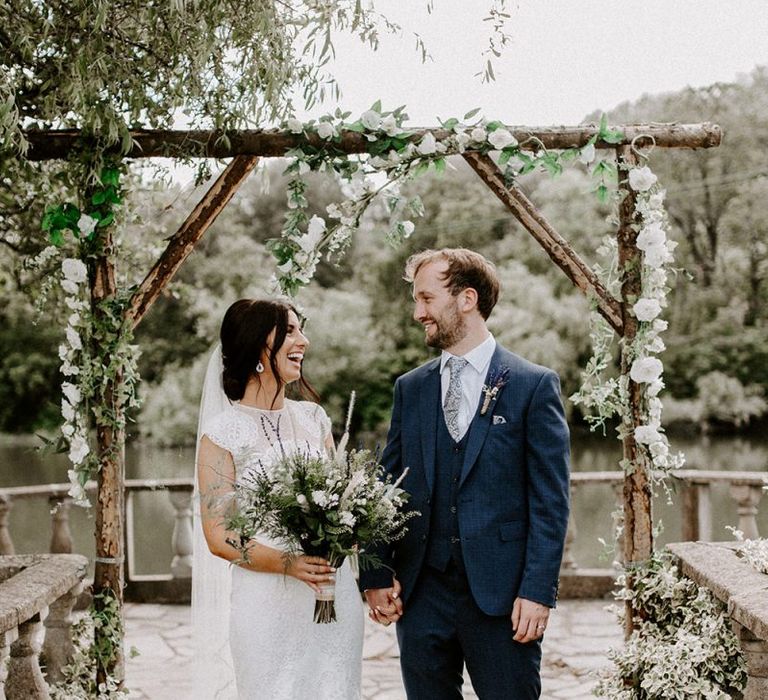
[313,554,344,623]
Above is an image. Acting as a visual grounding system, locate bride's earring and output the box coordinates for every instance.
[256,361,264,373]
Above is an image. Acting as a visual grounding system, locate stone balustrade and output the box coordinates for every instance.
[0,470,765,603]
[0,553,88,699]
[667,541,768,700]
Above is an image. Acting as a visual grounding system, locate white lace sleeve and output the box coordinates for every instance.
[201,410,235,454]
[313,403,333,443]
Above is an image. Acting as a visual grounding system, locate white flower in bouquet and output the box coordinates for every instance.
[380,114,399,136]
[637,224,665,251]
[579,143,596,165]
[62,382,81,405]
[76,215,98,239]
[286,117,304,134]
[634,424,661,445]
[470,127,487,143]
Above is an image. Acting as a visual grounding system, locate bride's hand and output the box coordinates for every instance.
[286,555,336,593]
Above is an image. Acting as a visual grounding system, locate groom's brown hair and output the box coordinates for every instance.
[404,248,500,320]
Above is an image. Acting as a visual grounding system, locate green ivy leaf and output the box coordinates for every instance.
[433,158,446,174]
[463,107,481,120]
[370,99,382,113]
[440,117,459,130]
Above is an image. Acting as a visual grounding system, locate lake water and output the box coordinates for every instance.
[1,432,766,573]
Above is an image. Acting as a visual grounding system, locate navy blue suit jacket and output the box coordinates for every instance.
[359,344,570,614]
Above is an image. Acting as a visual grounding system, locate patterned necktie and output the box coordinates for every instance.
[444,356,469,442]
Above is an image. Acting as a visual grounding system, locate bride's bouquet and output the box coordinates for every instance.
[226,396,416,623]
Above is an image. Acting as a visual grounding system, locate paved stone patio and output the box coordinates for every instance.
[125,599,621,699]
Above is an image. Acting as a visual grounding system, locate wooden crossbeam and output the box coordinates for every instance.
[126,155,260,329]
[463,152,624,335]
[23,122,722,161]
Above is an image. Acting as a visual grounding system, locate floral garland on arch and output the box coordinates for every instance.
[268,104,621,296]
[572,161,685,484]
[39,164,141,509]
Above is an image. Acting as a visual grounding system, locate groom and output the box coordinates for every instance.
[360,248,570,699]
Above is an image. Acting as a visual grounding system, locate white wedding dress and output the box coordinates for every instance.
[197,399,364,699]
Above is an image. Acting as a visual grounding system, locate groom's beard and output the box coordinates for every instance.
[425,302,467,350]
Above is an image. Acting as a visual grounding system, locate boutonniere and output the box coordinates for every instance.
[480,367,510,416]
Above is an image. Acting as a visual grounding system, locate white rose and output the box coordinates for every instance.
[316,121,336,140]
[326,203,342,219]
[60,279,79,295]
[380,114,399,136]
[487,128,517,150]
[470,127,487,143]
[630,357,663,384]
[454,132,470,150]
[76,215,98,238]
[633,298,662,322]
[311,490,328,507]
[62,382,81,405]
[339,511,356,527]
[286,117,304,134]
[68,434,90,464]
[68,312,80,327]
[66,326,82,350]
[653,319,668,332]
[417,132,437,155]
[579,143,596,165]
[401,221,415,238]
[628,166,657,192]
[65,297,85,311]
[634,424,661,445]
[61,399,76,422]
[644,244,670,269]
[61,423,75,437]
[646,336,666,354]
[648,379,665,397]
[637,224,665,251]
[360,110,381,131]
[59,343,69,361]
[387,149,402,164]
[61,258,88,283]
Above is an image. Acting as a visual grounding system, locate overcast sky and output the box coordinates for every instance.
[172,1,767,184]
[311,0,768,125]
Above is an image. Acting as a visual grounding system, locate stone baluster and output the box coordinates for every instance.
[6,610,49,700]
[697,483,712,542]
[732,621,768,700]
[48,496,73,554]
[0,495,14,555]
[729,483,763,540]
[169,490,193,578]
[42,583,82,685]
[561,484,578,570]
[0,628,18,700]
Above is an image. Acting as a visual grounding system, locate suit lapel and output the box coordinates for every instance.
[419,361,441,496]
[458,345,507,489]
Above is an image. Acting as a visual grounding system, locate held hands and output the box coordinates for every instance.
[511,597,550,643]
[285,555,336,594]
[364,578,403,626]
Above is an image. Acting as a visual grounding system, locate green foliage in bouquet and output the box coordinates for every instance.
[225,444,417,573]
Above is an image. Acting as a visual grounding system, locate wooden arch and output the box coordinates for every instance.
[24,119,722,675]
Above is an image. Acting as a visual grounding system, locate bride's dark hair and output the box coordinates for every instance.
[220,299,319,406]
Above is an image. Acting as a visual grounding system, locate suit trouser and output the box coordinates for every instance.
[396,561,542,700]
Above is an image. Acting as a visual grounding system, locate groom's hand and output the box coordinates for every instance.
[364,578,403,626]
[511,597,550,643]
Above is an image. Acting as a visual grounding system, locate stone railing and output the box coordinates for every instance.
[559,469,767,598]
[667,541,768,700]
[0,469,765,602]
[0,553,88,699]
[0,479,193,604]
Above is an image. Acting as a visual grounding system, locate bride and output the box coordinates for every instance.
[192,298,364,699]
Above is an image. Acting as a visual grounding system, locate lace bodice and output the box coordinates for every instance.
[202,399,332,481]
